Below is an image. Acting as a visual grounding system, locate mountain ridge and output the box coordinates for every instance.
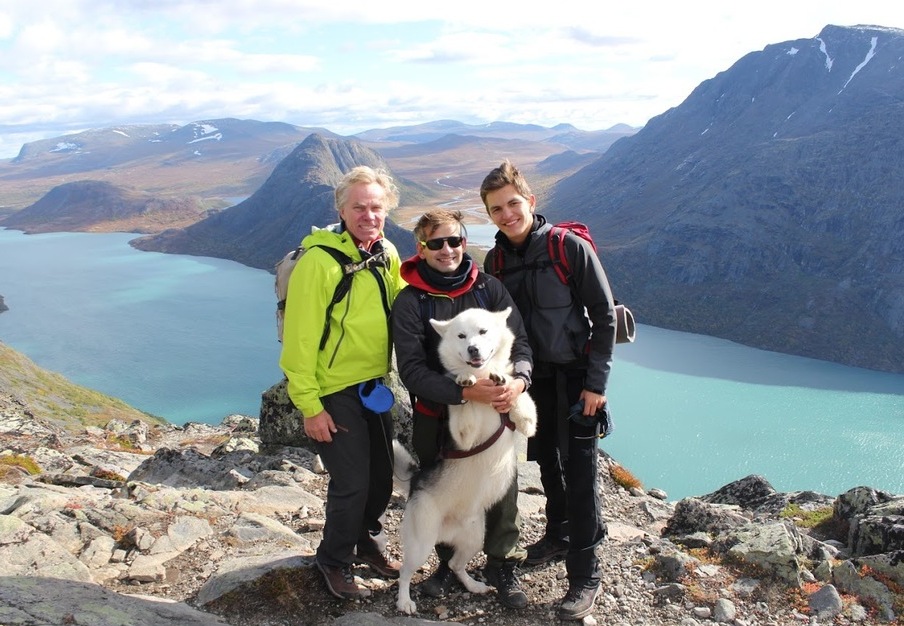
[0,180,212,234]
[129,133,419,269]
[545,23,904,373]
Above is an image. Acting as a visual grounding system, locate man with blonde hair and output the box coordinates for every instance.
[281,165,406,600]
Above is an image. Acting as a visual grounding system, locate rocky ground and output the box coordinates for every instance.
[2,389,903,626]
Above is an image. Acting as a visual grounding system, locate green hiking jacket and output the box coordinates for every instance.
[279,227,404,417]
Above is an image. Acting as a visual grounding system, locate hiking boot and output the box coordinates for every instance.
[315,559,371,600]
[419,560,457,597]
[558,581,601,620]
[524,535,569,566]
[484,563,528,609]
[353,545,401,579]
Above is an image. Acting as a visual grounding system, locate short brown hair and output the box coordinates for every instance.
[479,159,533,208]
[412,209,468,243]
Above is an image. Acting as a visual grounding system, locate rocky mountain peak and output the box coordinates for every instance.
[547,24,904,373]
[130,134,415,270]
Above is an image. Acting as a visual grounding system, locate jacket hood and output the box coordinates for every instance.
[400,254,479,298]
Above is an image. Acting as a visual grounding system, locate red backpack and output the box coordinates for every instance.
[489,221,636,344]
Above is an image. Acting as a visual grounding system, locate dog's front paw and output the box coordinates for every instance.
[455,374,477,387]
[511,395,538,437]
[489,372,507,386]
[396,598,418,615]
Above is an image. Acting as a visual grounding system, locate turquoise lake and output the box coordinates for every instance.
[1,228,902,500]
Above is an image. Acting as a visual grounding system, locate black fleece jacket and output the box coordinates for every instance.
[391,254,533,408]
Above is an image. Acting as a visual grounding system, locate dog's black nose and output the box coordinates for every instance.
[467,345,481,357]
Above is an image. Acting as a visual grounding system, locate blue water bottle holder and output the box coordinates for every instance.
[358,379,395,414]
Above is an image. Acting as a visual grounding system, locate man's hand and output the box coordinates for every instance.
[461,377,505,405]
[579,390,607,416]
[460,376,527,413]
[304,410,339,443]
[491,377,526,414]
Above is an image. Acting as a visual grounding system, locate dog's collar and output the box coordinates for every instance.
[441,413,515,460]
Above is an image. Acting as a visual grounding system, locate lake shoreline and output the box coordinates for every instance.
[2,228,902,500]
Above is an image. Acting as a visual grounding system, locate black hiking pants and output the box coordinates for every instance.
[315,384,394,567]
[528,369,607,586]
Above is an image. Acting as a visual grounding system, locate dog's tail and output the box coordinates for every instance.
[392,439,418,499]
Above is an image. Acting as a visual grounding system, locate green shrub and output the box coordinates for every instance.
[0,454,41,475]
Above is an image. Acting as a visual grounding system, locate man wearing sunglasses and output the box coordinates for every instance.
[392,209,533,609]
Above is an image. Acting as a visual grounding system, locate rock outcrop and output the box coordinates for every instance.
[3,388,904,625]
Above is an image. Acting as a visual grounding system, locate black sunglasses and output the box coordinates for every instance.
[420,236,465,251]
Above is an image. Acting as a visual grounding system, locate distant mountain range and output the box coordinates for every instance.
[0,117,625,266]
[0,119,333,212]
[0,118,628,213]
[353,119,636,153]
[1,24,901,374]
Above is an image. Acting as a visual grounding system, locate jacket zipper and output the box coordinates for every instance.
[328,295,352,368]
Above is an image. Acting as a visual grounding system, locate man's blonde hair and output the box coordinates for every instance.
[335,165,400,212]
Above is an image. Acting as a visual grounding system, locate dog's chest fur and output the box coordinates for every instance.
[447,392,507,451]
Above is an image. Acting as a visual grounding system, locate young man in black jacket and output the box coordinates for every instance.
[480,160,618,621]
[391,209,533,608]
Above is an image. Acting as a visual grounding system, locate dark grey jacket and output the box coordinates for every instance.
[484,214,616,395]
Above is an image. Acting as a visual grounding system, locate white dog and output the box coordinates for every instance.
[395,306,537,615]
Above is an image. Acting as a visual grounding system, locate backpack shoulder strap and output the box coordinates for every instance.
[317,244,393,351]
[418,291,435,333]
[315,245,355,273]
[547,225,571,285]
[314,245,357,307]
[472,281,492,310]
[546,222,598,286]
[490,246,505,279]
[309,245,357,351]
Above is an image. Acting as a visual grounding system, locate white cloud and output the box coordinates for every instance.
[0,12,13,39]
[0,0,903,157]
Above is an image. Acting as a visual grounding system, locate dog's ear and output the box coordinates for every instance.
[496,307,512,322]
[429,318,451,336]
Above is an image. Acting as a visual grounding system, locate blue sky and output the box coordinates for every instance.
[1,1,903,158]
